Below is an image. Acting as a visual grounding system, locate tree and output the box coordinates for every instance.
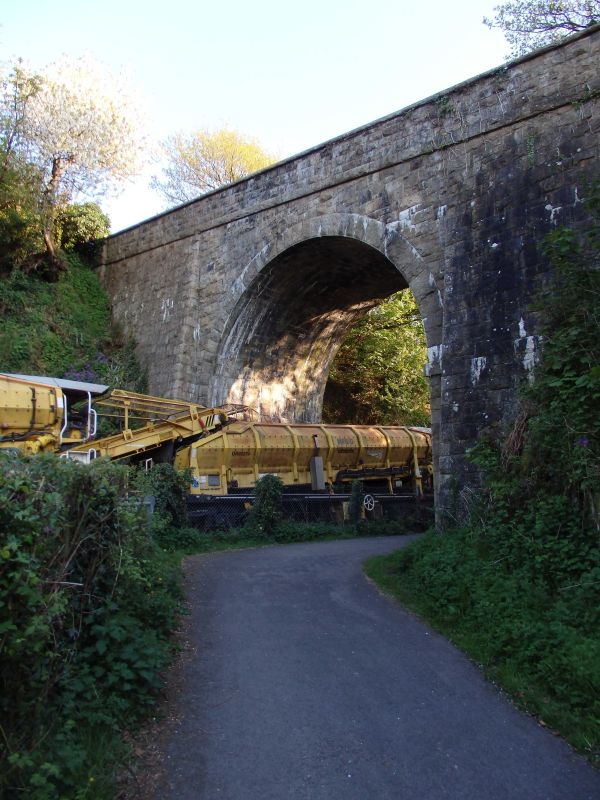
[322,290,430,427]
[0,61,43,182]
[151,127,276,206]
[0,63,44,272]
[0,56,146,275]
[484,0,599,56]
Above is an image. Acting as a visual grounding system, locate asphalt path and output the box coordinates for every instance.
[157,536,600,799]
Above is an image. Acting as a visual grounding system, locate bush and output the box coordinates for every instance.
[245,474,283,536]
[133,463,191,535]
[348,479,365,524]
[0,454,181,797]
[55,202,110,260]
[0,203,43,273]
[0,160,44,274]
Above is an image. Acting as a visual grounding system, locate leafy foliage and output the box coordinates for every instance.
[245,474,284,536]
[1,56,145,272]
[0,63,45,273]
[365,188,600,762]
[0,455,182,798]
[132,463,204,550]
[348,479,365,524]
[56,202,110,257]
[323,290,430,426]
[0,186,43,273]
[484,0,599,56]
[152,127,276,206]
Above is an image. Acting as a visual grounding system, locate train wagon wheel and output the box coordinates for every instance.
[363,494,375,512]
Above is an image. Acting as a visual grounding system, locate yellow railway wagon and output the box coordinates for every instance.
[0,373,106,454]
[176,422,432,497]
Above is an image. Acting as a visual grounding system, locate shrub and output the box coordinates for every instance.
[245,474,283,536]
[0,454,181,797]
[55,202,110,260]
[133,463,191,529]
[348,479,364,524]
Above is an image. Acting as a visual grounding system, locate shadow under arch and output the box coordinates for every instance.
[209,213,441,426]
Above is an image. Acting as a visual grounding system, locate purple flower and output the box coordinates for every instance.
[577,437,589,447]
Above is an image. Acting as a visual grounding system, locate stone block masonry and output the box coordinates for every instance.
[99,26,600,516]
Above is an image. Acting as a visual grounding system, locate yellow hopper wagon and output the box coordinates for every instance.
[179,421,433,527]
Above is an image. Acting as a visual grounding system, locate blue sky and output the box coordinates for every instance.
[2,1,508,231]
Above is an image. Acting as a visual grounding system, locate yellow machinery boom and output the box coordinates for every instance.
[0,375,228,462]
[67,389,227,462]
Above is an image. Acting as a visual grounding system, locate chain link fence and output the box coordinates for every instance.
[187,492,434,532]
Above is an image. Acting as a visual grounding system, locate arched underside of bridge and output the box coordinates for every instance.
[209,234,432,424]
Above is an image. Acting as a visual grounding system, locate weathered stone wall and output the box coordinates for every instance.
[99,27,600,514]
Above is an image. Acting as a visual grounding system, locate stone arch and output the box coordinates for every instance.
[209,213,442,427]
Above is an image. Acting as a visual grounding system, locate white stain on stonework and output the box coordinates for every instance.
[161,297,174,322]
[425,273,444,305]
[397,205,420,232]
[470,356,487,384]
[193,324,202,342]
[425,344,443,377]
[514,333,538,379]
[545,204,562,225]
[384,221,423,261]
[436,205,447,220]
[514,317,538,378]
[233,243,271,297]
[523,336,537,373]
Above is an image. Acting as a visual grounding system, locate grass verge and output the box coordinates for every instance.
[163,517,423,556]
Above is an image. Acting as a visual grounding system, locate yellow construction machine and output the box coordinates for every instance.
[0,373,432,526]
[0,373,228,463]
[0,373,107,455]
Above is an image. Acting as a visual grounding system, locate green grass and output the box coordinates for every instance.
[364,530,600,767]
[0,254,109,375]
[160,518,423,557]
[0,255,146,391]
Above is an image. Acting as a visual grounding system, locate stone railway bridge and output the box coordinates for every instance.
[100,27,600,513]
